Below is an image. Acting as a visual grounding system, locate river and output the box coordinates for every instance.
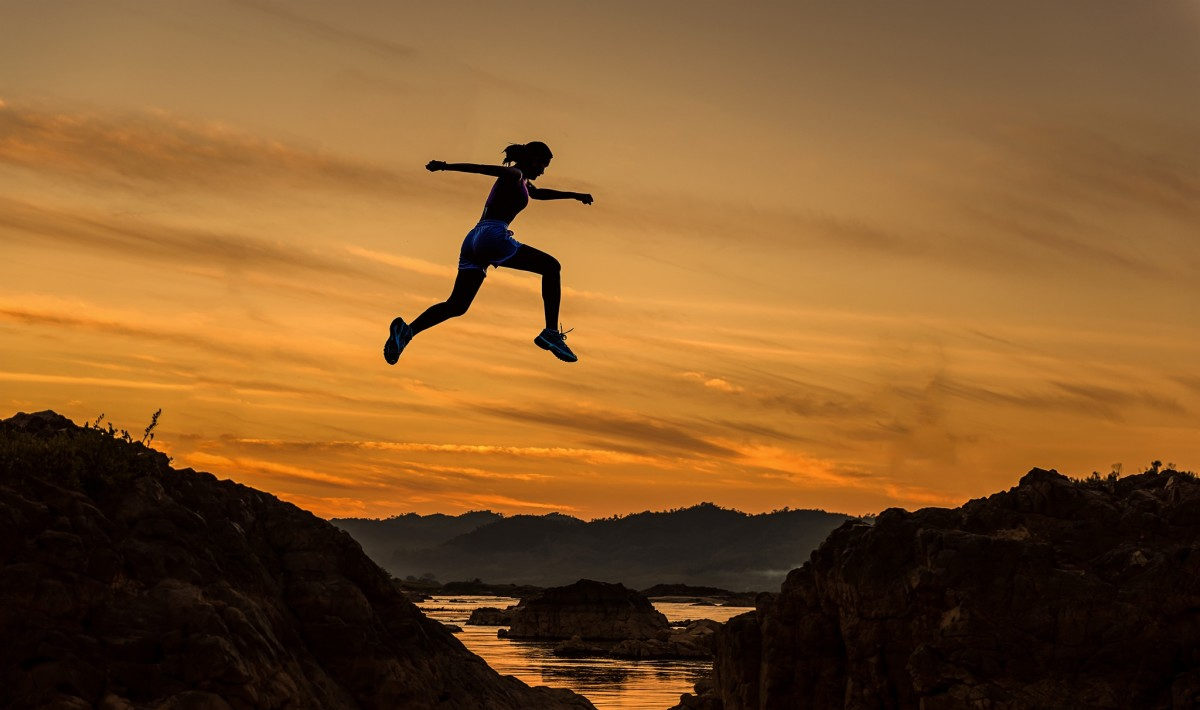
[417,595,751,710]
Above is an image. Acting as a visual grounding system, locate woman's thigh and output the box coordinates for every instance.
[447,268,486,306]
[500,244,559,275]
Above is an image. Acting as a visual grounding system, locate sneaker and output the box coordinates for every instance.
[383,317,413,365]
[535,325,577,363]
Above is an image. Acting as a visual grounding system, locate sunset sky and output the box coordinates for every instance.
[2,1,1198,519]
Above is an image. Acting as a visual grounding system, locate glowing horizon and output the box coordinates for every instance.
[2,1,1198,519]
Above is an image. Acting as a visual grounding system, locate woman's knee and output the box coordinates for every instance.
[443,299,471,318]
[543,254,561,275]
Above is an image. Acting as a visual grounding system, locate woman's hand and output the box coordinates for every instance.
[426,160,447,172]
[577,193,594,205]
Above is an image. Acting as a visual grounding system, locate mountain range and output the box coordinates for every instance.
[334,504,861,591]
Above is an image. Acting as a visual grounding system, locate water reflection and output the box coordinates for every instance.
[541,664,633,686]
[418,596,752,710]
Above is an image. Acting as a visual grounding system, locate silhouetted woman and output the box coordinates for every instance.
[384,141,592,365]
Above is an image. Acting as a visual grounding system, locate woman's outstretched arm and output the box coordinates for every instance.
[426,160,519,178]
[528,184,593,204]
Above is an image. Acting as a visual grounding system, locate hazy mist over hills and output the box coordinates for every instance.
[334,503,860,590]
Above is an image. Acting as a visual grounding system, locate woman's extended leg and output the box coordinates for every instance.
[410,268,486,335]
[385,268,485,365]
[501,245,577,362]
[500,244,560,331]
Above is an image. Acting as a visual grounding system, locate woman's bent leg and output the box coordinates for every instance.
[410,268,486,335]
[500,245,560,330]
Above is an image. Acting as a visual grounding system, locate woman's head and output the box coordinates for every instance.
[502,141,553,179]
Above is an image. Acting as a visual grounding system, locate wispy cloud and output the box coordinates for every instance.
[949,116,1200,278]
[0,304,329,369]
[473,402,738,458]
[273,492,371,518]
[1175,376,1200,394]
[0,371,190,392]
[453,493,578,513]
[228,0,418,61]
[346,245,453,279]
[924,376,1187,420]
[983,119,1200,220]
[1050,381,1186,415]
[185,451,370,489]
[0,102,425,195]
[1,197,381,282]
[224,0,580,105]
[231,437,653,466]
[681,371,744,393]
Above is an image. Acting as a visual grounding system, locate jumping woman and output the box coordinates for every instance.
[383,141,592,365]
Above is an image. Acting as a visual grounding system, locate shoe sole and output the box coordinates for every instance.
[384,317,408,365]
[535,335,578,363]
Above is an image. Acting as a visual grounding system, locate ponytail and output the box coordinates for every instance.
[502,141,553,166]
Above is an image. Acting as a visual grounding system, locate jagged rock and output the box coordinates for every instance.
[0,411,595,710]
[669,674,723,710]
[670,618,720,650]
[466,606,516,626]
[711,467,1200,709]
[501,579,670,641]
[553,619,720,660]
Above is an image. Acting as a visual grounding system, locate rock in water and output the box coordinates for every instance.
[466,606,517,626]
[707,467,1200,709]
[0,411,594,710]
[503,579,670,641]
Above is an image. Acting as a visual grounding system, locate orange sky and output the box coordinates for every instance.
[2,1,1198,519]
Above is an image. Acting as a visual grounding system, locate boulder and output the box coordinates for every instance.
[553,619,721,660]
[502,579,670,641]
[466,606,516,626]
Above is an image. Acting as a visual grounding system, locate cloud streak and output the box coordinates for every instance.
[231,437,653,466]
[0,197,381,282]
[0,304,329,369]
[473,402,738,458]
[0,102,427,195]
[228,0,418,61]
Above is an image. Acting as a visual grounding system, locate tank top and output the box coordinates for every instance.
[481,177,529,223]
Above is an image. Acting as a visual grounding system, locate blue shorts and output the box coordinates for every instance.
[458,220,522,273]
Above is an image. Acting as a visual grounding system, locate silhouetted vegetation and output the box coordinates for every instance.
[1076,459,1196,490]
[0,410,168,496]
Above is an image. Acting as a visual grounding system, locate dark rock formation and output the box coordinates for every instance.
[500,579,669,641]
[641,583,758,609]
[706,467,1200,709]
[437,580,543,598]
[554,619,721,660]
[466,606,516,626]
[641,583,735,597]
[671,674,722,710]
[0,411,594,710]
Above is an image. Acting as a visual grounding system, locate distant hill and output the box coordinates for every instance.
[333,503,859,591]
[333,510,504,569]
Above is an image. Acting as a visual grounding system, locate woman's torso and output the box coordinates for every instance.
[480,176,529,224]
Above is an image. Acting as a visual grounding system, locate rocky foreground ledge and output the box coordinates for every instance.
[677,467,1200,710]
[0,411,594,710]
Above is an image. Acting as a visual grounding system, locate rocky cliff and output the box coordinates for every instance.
[700,467,1200,710]
[0,411,594,710]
